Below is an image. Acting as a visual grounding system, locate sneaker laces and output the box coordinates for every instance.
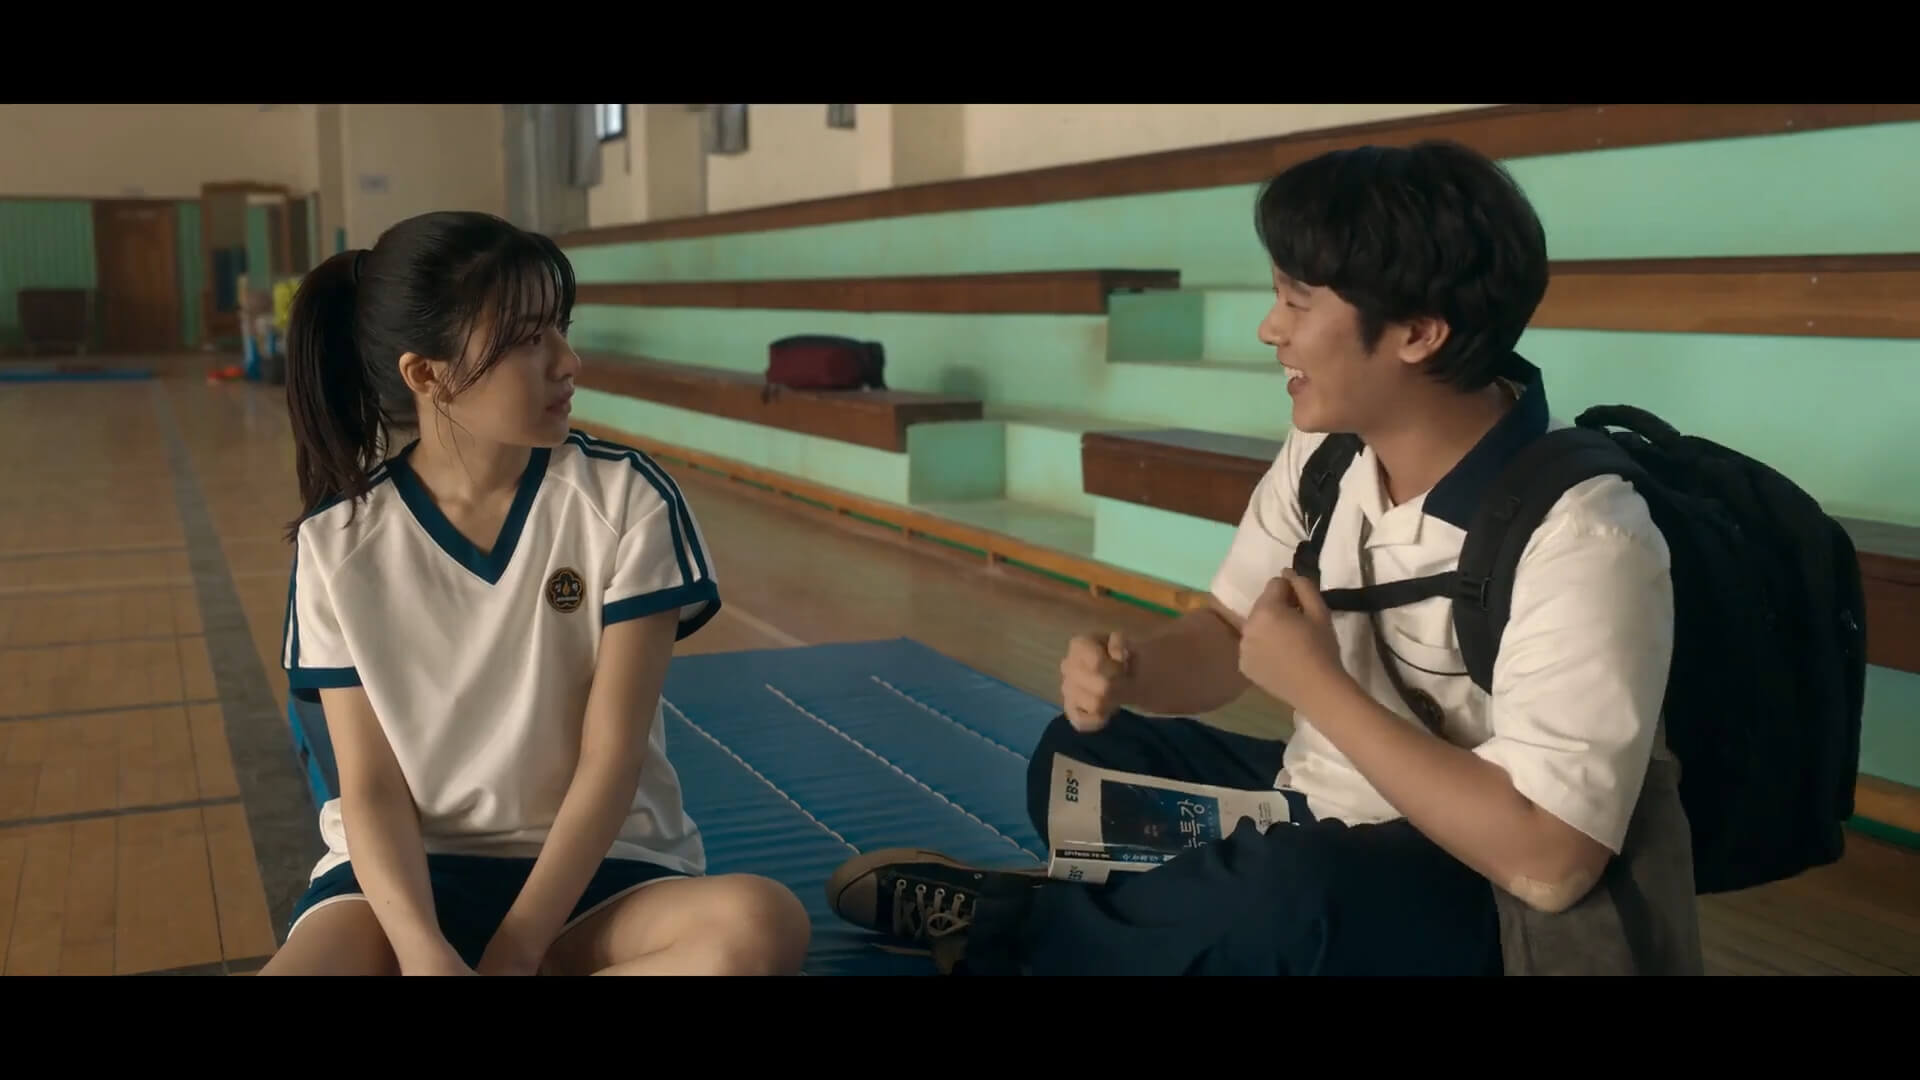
[891,878,974,941]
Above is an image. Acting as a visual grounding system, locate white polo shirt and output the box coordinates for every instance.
[1209,365,1675,854]
[282,430,720,881]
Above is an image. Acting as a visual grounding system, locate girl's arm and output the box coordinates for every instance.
[319,685,469,974]
[483,607,680,973]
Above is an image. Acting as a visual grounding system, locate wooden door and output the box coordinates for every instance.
[93,200,182,353]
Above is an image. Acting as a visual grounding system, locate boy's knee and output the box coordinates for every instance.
[697,874,811,975]
[1027,709,1145,784]
[1027,713,1088,832]
[1028,713,1078,783]
[1030,710,1121,773]
[1037,710,1080,746]
[1027,710,1148,837]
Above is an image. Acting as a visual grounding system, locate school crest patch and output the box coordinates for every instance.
[545,567,585,614]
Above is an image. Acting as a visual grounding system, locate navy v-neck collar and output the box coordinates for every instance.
[388,441,552,586]
[1423,353,1550,530]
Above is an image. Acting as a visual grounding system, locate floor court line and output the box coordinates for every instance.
[0,697,221,723]
[0,544,187,562]
[0,794,242,830]
[0,632,193,651]
[719,603,808,648]
[0,579,194,597]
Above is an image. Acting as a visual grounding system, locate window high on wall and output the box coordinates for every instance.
[595,104,625,141]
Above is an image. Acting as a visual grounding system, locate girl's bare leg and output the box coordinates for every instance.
[542,873,810,976]
[258,900,400,975]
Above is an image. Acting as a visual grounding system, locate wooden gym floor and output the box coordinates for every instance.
[0,360,1914,976]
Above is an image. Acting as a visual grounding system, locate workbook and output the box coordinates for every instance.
[1043,754,1295,884]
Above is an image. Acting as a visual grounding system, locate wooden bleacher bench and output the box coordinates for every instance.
[1536,254,1920,339]
[570,255,1918,337]
[1081,428,1281,525]
[1081,427,1920,676]
[1840,516,1920,674]
[575,268,1181,315]
[577,352,983,453]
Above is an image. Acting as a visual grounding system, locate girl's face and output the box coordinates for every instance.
[454,322,580,448]
[403,314,581,450]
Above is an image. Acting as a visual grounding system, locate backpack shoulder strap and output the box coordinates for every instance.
[1292,433,1363,583]
[1453,426,1648,693]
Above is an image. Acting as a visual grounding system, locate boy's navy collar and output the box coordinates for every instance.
[1423,353,1549,530]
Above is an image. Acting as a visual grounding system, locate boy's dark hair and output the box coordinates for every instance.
[283,211,575,539]
[1254,139,1549,390]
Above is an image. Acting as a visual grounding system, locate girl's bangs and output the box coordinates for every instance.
[453,232,578,383]
[486,234,577,351]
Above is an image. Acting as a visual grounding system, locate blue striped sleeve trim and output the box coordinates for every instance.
[288,666,362,690]
[566,431,720,642]
[288,664,361,704]
[604,579,722,641]
[566,430,713,589]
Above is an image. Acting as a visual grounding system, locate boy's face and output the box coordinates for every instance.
[1257,266,1445,435]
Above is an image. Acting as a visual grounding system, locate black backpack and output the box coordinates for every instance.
[1290,404,1868,895]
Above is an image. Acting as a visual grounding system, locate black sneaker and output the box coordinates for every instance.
[825,847,1039,947]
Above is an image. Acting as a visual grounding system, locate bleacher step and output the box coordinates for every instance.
[1109,287,1283,368]
[572,307,1295,439]
[914,498,1095,559]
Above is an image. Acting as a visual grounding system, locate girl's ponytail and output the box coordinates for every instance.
[279,212,580,541]
[285,249,384,538]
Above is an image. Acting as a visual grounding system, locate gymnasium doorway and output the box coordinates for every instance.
[92,199,182,352]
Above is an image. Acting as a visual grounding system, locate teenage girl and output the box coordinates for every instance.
[259,211,811,976]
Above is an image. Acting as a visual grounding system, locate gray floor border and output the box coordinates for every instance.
[151,382,316,945]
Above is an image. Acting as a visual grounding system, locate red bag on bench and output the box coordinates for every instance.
[767,335,886,391]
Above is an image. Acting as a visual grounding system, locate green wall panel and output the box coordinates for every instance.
[566,122,1920,289]
[0,199,96,347]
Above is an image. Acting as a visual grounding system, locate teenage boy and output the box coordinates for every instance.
[826,139,1676,976]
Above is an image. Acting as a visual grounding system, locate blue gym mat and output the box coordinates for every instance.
[287,637,1062,975]
[664,637,1057,974]
[0,362,151,382]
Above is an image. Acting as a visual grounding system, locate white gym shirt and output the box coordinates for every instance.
[282,430,720,881]
[1209,362,1676,855]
